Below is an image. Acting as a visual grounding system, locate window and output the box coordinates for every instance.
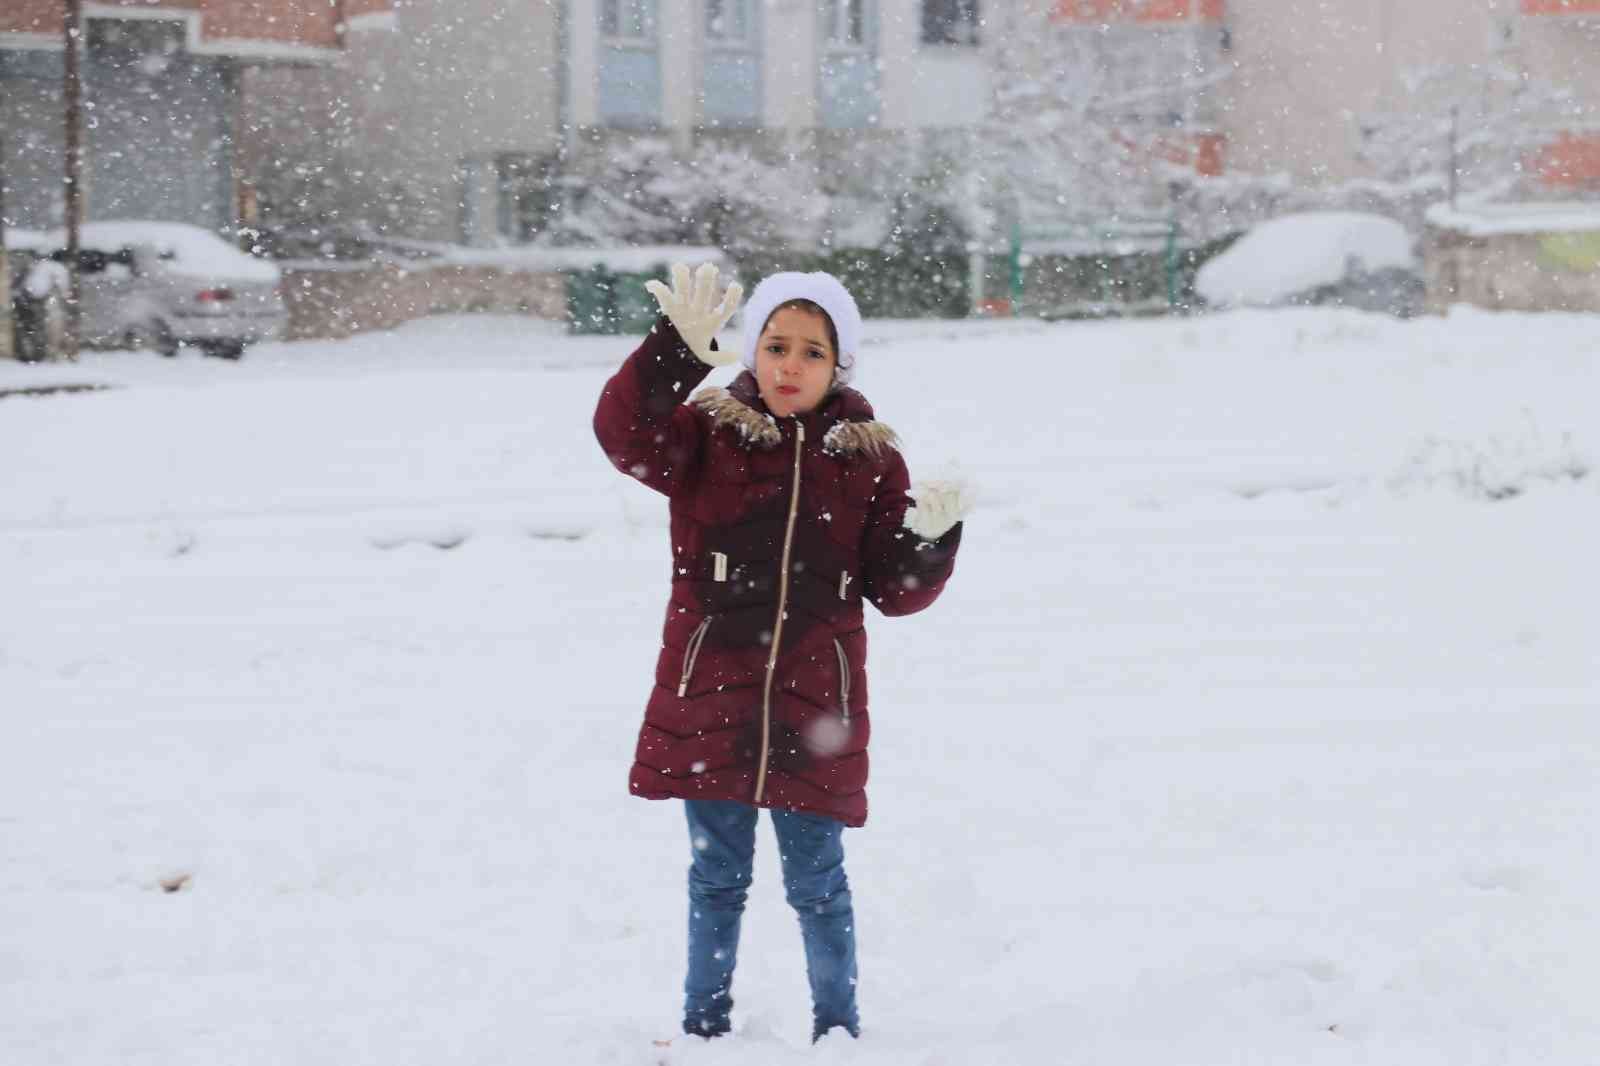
[824,0,866,48]
[922,0,979,46]
[601,0,656,42]
[496,153,558,242]
[707,0,751,44]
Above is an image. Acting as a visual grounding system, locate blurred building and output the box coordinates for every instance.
[238,0,563,247]
[0,0,393,231]
[566,0,990,138]
[1223,0,1600,194]
[558,1,1235,246]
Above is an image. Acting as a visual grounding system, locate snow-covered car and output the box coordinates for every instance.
[37,222,287,358]
[1195,211,1425,317]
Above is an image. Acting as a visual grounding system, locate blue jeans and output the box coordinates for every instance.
[682,799,859,1039]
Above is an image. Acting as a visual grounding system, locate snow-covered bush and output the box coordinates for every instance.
[1390,423,1591,501]
[545,135,825,261]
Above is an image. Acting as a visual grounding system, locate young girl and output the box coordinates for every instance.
[593,263,969,1044]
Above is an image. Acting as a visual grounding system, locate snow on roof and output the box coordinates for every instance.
[1425,200,1600,237]
[15,222,281,283]
[1196,212,1417,308]
[4,228,53,253]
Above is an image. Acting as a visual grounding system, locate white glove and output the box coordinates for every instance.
[903,479,972,541]
[644,262,744,367]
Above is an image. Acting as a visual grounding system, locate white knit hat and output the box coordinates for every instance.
[739,271,863,389]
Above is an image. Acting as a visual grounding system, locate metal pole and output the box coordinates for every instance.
[1448,104,1460,211]
[63,0,84,361]
[1166,218,1179,311]
[1009,217,1023,310]
[0,126,12,361]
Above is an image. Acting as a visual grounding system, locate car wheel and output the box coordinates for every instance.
[14,298,46,363]
[14,321,45,363]
[205,340,246,361]
[127,320,179,357]
[13,288,65,363]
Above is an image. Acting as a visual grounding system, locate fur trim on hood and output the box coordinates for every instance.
[691,385,898,459]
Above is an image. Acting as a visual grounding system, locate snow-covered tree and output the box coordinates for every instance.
[1356,58,1586,209]
[684,136,828,260]
[544,133,826,257]
[979,18,1230,242]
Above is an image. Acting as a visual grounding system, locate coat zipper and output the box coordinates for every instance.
[754,420,805,804]
[833,638,852,724]
[677,617,713,697]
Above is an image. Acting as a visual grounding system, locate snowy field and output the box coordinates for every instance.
[2,307,1597,1066]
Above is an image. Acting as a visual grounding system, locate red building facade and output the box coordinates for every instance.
[0,0,395,229]
[1,0,393,52]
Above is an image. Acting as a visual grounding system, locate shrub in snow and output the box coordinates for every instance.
[546,136,825,260]
[1390,424,1591,502]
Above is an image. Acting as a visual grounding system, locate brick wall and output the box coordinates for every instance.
[1532,133,1600,190]
[1426,227,1600,313]
[278,261,568,341]
[1,1,393,47]
[1522,0,1600,13]
[201,0,338,48]
[0,0,71,34]
[1054,0,1224,22]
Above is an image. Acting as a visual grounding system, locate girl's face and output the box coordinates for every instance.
[756,305,837,418]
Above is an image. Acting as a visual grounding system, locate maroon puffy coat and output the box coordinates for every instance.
[593,317,961,827]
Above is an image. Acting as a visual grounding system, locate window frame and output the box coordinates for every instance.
[921,0,980,47]
[705,0,754,48]
[600,0,658,46]
[823,0,869,52]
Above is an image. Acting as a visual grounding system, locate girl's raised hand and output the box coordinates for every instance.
[644,262,744,367]
[903,478,973,541]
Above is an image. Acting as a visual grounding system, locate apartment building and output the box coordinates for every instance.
[565,0,1596,215]
[0,0,393,231]
[558,0,1241,255]
[566,0,989,138]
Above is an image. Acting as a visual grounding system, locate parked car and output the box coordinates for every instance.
[6,241,68,363]
[1195,211,1425,317]
[37,222,287,358]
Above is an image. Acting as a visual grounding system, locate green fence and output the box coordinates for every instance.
[566,264,667,335]
[1007,217,1185,316]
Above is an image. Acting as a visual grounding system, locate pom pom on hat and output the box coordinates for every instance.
[740,272,862,388]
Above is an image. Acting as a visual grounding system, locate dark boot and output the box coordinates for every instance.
[682,1011,731,1040]
[811,1020,860,1044]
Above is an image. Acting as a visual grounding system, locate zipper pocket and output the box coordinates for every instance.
[678,617,714,697]
[833,637,852,724]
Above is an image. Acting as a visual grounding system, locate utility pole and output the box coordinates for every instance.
[63,0,85,361]
[1448,104,1460,211]
[0,127,12,361]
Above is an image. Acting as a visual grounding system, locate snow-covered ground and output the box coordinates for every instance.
[2,307,1596,1066]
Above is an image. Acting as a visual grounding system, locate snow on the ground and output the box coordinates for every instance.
[2,306,1597,1066]
[1195,212,1418,307]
